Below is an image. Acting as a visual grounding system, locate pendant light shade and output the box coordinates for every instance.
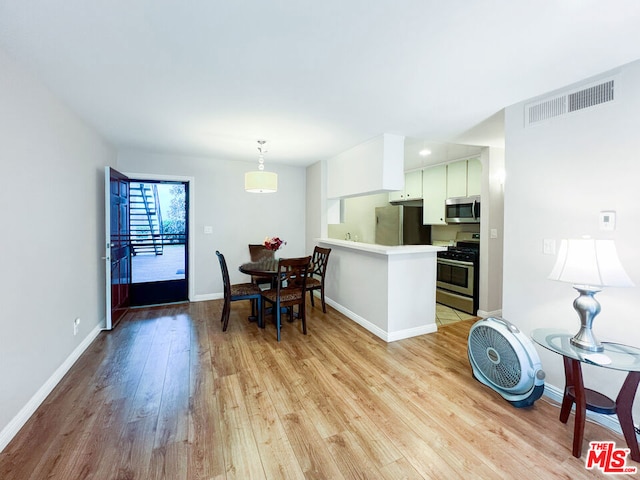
[245,140,277,193]
[245,170,277,193]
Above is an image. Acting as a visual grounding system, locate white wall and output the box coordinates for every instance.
[503,60,640,418]
[0,47,116,445]
[479,146,504,316]
[117,150,306,298]
[326,134,404,198]
[305,161,323,254]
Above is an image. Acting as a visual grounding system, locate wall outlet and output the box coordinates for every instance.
[73,318,80,336]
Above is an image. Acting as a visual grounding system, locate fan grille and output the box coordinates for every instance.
[469,325,522,388]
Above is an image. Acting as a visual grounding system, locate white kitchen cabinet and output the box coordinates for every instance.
[446,158,481,197]
[404,170,422,199]
[388,189,404,202]
[466,158,482,196]
[446,160,467,198]
[422,164,447,225]
[389,170,423,202]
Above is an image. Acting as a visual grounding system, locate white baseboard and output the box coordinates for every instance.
[476,308,502,318]
[325,297,437,343]
[192,293,223,302]
[0,323,103,453]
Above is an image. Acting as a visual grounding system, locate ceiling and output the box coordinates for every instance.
[1,1,640,167]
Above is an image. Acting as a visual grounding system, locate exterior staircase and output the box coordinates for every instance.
[130,182,163,256]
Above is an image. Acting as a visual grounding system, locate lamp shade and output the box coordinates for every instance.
[548,238,634,288]
[245,171,277,193]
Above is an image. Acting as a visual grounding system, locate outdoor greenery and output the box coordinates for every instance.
[162,184,186,243]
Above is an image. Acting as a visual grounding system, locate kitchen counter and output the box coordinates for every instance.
[317,238,445,341]
[317,238,445,255]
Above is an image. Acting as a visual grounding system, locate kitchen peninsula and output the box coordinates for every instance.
[317,239,445,341]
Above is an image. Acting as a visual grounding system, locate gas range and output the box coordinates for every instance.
[437,232,480,263]
[436,232,480,315]
[438,246,478,263]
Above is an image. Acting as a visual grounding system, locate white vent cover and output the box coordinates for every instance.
[525,78,615,126]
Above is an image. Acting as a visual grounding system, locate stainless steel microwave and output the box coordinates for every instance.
[445,195,480,223]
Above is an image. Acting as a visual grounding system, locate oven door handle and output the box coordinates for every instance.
[437,258,474,267]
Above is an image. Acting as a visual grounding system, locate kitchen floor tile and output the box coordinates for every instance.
[436,303,478,326]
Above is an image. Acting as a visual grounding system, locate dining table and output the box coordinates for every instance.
[239,257,313,326]
[239,258,280,285]
[238,259,280,326]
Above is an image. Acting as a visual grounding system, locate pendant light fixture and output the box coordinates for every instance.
[245,140,277,193]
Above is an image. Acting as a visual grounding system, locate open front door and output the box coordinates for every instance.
[104,167,131,330]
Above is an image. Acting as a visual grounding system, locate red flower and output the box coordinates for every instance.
[264,236,286,251]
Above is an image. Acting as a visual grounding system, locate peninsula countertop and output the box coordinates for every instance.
[317,238,446,255]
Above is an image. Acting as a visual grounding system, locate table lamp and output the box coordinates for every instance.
[548,238,634,352]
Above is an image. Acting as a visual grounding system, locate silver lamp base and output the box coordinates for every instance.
[569,286,603,352]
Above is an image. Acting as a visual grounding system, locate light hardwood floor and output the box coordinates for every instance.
[0,299,636,479]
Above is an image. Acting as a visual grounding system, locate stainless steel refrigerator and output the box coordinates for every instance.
[375,205,432,246]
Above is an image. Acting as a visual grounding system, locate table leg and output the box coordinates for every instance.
[560,356,587,458]
[616,371,640,462]
[560,356,574,424]
[571,359,587,458]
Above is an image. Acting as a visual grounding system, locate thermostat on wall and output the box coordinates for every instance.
[599,211,616,231]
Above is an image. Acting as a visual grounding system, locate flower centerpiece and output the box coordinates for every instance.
[264,236,286,251]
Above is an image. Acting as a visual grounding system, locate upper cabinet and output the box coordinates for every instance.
[446,157,481,198]
[422,165,447,225]
[389,170,423,202]
[446,161,467,198]
[466,158,482,196]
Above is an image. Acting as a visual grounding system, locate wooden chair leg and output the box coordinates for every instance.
[276,302,281,342]
[256,297,264,328]
[261,298,267,329]
[320,287,326,313]
[221,302,231,332]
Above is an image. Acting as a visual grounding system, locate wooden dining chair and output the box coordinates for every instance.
[216,250,262,332]
[307,246,331,313]
[261,256,312,341]
[248,244,275,287]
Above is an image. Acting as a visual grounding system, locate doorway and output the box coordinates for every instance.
[128,180,189,306]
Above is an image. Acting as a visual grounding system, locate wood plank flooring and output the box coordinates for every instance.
[0,299,636,479]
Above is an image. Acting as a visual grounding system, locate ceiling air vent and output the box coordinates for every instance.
[525,78,615,126]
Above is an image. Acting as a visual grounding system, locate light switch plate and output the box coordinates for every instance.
[543,238,556,255]
[599,211,615,231]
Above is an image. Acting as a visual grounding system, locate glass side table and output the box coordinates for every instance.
[531,328,640,461]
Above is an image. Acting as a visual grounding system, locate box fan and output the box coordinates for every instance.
[468,317,545,408]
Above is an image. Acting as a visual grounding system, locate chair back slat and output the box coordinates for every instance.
[277,256,312,294]
[310,246,331,278]
[216,250,232,298]
[249,244,275,262]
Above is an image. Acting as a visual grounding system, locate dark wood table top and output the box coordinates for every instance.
[239,259,280,276]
